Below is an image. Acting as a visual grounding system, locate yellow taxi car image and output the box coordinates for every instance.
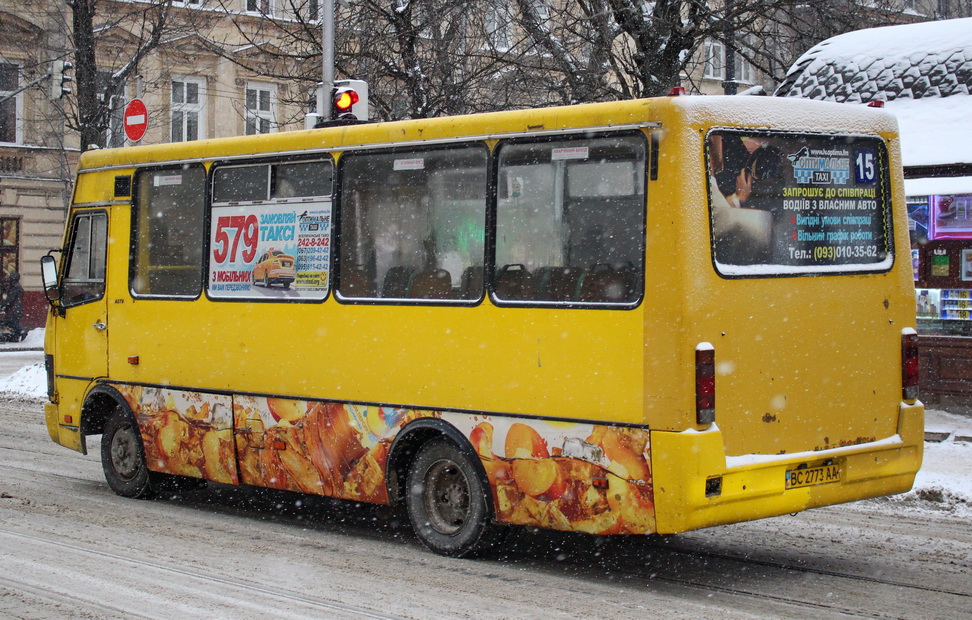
[252,248,296,289]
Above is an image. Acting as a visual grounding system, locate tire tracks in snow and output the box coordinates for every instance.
[0,528,403,620]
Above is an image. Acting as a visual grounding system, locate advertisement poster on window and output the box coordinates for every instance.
[707,130,892,276]
[208,202,331,300]
[928,195,972,240]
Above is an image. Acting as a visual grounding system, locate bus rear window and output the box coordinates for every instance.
[707,130,892,277]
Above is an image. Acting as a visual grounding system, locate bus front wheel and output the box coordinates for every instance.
[405,437,505,557]
[101,406,157,499]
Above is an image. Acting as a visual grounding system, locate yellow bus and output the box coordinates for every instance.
[40,94,923,557]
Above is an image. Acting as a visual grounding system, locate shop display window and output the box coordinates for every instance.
[916,288,972,336]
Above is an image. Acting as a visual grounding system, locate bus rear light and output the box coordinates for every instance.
[63,415,73,424]
[667,86,686,96]
[696,344,715,425]
[867,100,885,108]
[902,330,919,401]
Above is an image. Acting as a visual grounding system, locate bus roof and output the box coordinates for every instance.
[77,96,898,172]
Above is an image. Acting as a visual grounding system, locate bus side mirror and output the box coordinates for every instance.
[41,255,61,303]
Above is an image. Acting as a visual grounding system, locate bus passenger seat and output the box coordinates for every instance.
[409,268,453,299]
[340,266,377,297]
[538,266,584,301]
[578,264,629,303]
[494,264,535,301]
[381,266,415,298]
[460,266,484,300]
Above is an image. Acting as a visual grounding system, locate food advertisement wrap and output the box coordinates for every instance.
[117,384,656,536]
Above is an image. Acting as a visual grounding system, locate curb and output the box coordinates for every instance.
[925,431,972,443]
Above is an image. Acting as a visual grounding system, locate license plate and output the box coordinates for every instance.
[785,463,840,489]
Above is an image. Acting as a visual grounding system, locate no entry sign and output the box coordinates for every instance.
[123,98,148,142]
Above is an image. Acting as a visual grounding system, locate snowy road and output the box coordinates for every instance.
[0,396,969,619]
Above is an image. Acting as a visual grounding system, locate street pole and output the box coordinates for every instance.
[320,0,335,120]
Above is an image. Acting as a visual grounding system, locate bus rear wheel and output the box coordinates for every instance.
[101,405,157,499]
[405,438,505,558]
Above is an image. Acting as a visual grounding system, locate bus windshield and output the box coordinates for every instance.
[707,129,893,277]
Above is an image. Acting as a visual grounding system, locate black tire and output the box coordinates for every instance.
[405,437,506,558]
[283,281,291,290]
[264,274,271,288]
[101,405,157,499]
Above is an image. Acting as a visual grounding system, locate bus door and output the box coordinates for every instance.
[51,209,110,450]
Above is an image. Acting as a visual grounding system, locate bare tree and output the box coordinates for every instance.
[55,0,215,151]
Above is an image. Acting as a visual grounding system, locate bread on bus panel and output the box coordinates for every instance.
[41,95,923,558]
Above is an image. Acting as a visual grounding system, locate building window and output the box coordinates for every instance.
[0,64,21,144]
[0,218,19,278]
[734,39,755,84]
[486,3,512,51]
[703,39,725,80]
[246,0,273,15]
[171,77,206,142]
[245,83,275,135]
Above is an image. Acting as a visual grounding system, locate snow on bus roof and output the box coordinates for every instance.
[674,95,898,135]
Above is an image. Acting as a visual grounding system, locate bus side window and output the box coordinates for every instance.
[338,145,488,302]
[131,166,206,297]
[61,211,107,307]
[494,134,647,306]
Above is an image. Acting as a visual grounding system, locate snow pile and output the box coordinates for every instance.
[0,328,45,350]
[884,409,972,516]
[0,362,47,399]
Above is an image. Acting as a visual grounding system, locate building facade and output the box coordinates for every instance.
[0,0,312,328]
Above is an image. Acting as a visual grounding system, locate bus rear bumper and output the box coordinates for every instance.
[650,401,924,534]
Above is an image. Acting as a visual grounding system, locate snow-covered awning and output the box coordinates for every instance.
[905,175,972,198]
[886,95,972,169]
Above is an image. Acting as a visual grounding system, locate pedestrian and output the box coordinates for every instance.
[1,271,26,341]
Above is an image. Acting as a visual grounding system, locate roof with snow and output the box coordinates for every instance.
[775,17,972,190]
[775,18,972,103]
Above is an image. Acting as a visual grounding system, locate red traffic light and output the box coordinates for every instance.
[334,88,359,112]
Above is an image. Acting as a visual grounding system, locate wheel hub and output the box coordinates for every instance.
[110,424,141,481]
[424,460,470,535]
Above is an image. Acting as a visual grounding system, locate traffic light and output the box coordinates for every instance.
[330,79,368,121]
[50,60,72,100]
